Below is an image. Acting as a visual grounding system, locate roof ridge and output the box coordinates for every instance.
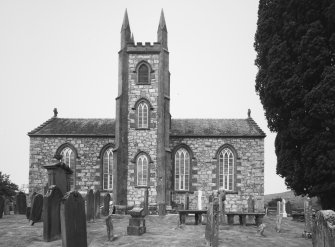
[56,118,115,120]
[171,118,247,120]
[28,116,57,136]
[247,117,266,137]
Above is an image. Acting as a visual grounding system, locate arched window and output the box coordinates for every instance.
[138,63,149,84]
[137,155,148,186]
[138,102,149,129]
[61,147,75,169]
[103,148,113,190]
[219,148,234,191]
[175,148,190,191]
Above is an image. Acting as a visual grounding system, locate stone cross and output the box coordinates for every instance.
[30,193,43,225]
[282,199,287,217]
[103,193,111,216]
[86,189,94,222]
[0,196,4,218]
[43,185,63,242]
[60,191,87,247]
[94,190,101,219]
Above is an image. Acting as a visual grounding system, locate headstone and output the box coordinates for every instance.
[205,200,219,247]
[254,196,264,212]
[219,190,226,224]
[60,191,87,247]
[16,192,27,214]
[86,189,94,222]
[43,185,63,242]
[312,210,335,246]
[106,215,114,241]
[30,192,37,206]
[43,162,73,195]
[4,198,10,215]
[303,197,313,238]
[26,207,31,219]
[94,190,100,219]
[127,207,146,236]
[282,199,287,217]
[247,196,255,212]
[0,196,4,218]
[277,201,282,216]
[102,193,110,216]
[30,193,43,225]
[198,190,202,210]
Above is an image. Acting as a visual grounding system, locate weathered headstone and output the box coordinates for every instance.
[30,193,43,225]
[102,193,110,216]
[4,198,10,215]
[205,200,219,247]
[16,191,27,214]
[43,185,63,242]
[0,196,4,218]
[86,189,94,222]
[277,201,282,216]
[106,215,114,241]
[303,197,313,238]
[312,210,335,247]
[43,162,73,195]
[60,191,87,247]
[254,196,264,212]
[282,198,287,217]
[94,190,100,219]
[127,207,146,236]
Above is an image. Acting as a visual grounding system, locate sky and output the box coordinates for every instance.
[0,0,289,195]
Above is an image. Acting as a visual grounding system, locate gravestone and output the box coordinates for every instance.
[44,162,73,195]
[303,197,313,238]
[86,189,94,222]
[16,192,27,214]
[43,185,63,242]
[277,201,282,216]
[282,198,287,217]
[247,195,255,212]
[60,191,87,247]
[94,190,100,219]
[106,215,114,241]
[127,207,146,236]
[30,193,43,225]
[218,190,226,225]
[312,210,335,247]
[0,196,4,218]
[102,193,111,216]
[205,200,219,247]
[254,196,264,212]
[30,192,37,206]
[4,198,10,215]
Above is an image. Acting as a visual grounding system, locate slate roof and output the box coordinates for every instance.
[28,117,265,138]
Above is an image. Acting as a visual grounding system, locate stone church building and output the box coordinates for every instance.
[28,11,266,213]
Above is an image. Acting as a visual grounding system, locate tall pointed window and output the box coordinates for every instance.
[138,102,149,129]
[61,147,75,169]
[137,155,148,186]
[138,63,149,84]
[219,148,234,190]
[175,148,190,191]
[103,148,113,190]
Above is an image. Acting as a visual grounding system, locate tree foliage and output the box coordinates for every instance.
[255,0,335,209]
[0,172,18,197]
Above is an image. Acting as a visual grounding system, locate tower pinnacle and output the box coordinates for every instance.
[157,9,168,49]
[158,9,167,31]
[121,9,131,49]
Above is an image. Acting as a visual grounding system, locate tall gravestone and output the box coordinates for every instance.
[43,162,73,195]
[94,190,100,219]
[103,193,111,216]
[43,185,63,242]
[218,190,226,225]
[303,197,313,238]
[205,199,219,247]
[282,198,287,217]
[0,196,4,218]
[30,193,43,225]
[16,191,27,214]
[86,189,94,222]
[60,191,87,247]
[4,198,10,215]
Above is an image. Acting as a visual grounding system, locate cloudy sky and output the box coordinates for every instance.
[0,0,288,194]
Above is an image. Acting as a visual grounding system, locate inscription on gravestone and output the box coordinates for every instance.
[43,185,63,242]
[86,189,94,222]
[60,191,87,247]
[30,194,43,225]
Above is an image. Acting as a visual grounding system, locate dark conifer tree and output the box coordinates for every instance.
[255,0,335,209]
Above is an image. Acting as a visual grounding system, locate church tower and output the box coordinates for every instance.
[114,10,171,214]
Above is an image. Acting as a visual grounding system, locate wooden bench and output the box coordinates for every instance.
[178,210,207,225]
[225,212,265,226]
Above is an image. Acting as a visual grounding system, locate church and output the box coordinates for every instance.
[28,11,266,213]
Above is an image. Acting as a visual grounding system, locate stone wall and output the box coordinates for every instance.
[126,54,160,206]
[29,137,114,194]
[170,137,264,211]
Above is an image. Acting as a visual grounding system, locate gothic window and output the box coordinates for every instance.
[137,102,149,129]
[219,148,234,191]
[102,148,113,190]
[138,63,150,84]
[61,147,75,169]
[175,148,190,191]
[137,155,148,186]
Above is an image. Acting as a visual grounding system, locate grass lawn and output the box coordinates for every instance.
[0,213,312,247]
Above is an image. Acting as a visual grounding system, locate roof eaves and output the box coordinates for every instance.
[27,117,57,136]
[247,117,267,137]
